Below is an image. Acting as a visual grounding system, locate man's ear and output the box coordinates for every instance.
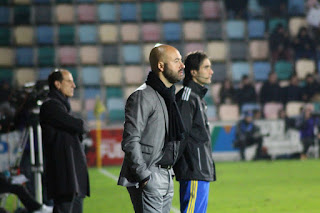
[191,69,197,77]
[54,80,61,90]
[158,62,165,72]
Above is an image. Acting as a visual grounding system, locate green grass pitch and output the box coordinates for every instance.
[4,160,320,212]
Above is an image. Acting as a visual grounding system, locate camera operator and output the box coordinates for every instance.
[233,111,264,161]
[295,107,320,160]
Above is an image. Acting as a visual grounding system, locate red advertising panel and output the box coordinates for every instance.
[87,128,124,167]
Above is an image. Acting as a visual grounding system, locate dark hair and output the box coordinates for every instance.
[183,51,209,86]
[48,69,63,90]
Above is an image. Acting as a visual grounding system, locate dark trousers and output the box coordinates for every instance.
[302,138,314,155]
[0,177,41,211]
[53,196,83,213]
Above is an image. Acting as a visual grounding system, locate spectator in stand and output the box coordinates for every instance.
[260,72,282,106]
[225,0,248,19]
[306,1,320,45]
[282,74,303,104]
[219,79,236,104]
[237,75,257,108]
[269,23,292,62]
[302,73,320,102]
[292,27,316,59]
[259,0,288,17]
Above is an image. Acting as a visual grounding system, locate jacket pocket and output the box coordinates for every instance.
[141,143,153,154]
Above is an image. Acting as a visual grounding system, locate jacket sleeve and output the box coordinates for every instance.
[121,91,153,182]
[40,100,87,135]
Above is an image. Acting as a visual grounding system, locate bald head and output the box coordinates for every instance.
[149,45,179,73]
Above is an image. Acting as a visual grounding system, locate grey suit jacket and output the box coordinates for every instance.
[117,83,169,187]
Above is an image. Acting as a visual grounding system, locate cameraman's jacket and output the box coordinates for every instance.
[173,81,216,182]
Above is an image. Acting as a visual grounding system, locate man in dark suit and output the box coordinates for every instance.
[40,69,89,213]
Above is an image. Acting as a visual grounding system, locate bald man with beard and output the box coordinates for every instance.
[118,44,186,213]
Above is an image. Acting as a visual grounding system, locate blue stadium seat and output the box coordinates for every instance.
[78,25,97,44]
[248,0,264,17]
[82,67,101,86]
[75,0,94,2]
[102,45,119,64]
[253,61,271,81]
[58,25,75,45]
[38,47,55,67]
[35,6,52,24]
[120,3,137,21]
[34,0,51,3]
[229,41,248,60]
[87,110,106,121]
[241,103,261,116]
[274,60,293,80]
[84,87,101,99]
[141,2,157,21]
[0,69,13,84]
[107,97,125,111]
[231,62,250,82]
[269,18,287,33]
[123,45,142,64]
[206,105,217,121]
[0,27,10,45]
[98,4,116,22]
[16,48,34,66]
[36,26,54,44]
[212,63,226,82]
[226,20,246,39]
[288,0,305,16]
[205,21,222,40]
[248,19,265,38]
[38,67,52,80]
[106,87,123,99]
[163,23,182,41]
[0,7,10,24]
[182,1,200,20]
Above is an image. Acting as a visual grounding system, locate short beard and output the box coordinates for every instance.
[163,63,181,84]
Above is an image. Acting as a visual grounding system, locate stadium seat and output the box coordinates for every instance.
[58,47,77,65]
[98,3,116,22]
[58,25,75,45]
[159,2,179,21]
[56,5,74,24]
[120,3,137,21]
[295,59,316,80]
[67,67,78,85]
[0,69,13,84]
[253,61,271,81]
[106,97,125,112]
[79,25,97,44]
[0,7,10,24]
[0,27,10,45]
[99,24,118,43]
[263,102,283,119]
[36,26,54,44]
[184,43,204,56]
[76,0,94,3]
[247,0,264,17]
[249,40,269,60]
[212,63,226,82]
[101,66,122,86]
[286,101,304,117]
[231,62,250,82]
[183,22,203,41]
[229,41,248,60]
[124,66,145,85]
[268,18,287,33]
[274,60,293,80]
[70,98,82,112]
[82,67,100,86]
[141,2,157,21]
[14,26,33,45]
[122,45,142,64]
[142,24,161,42]
[121,24,139,42]
[14,6,30,24]
[0,48,13,67]
[84,87,101,99]
[205,21,222,40]
[248,19,265,38]
[77,4,96,23]
[182,1,200,20]
[38,67,52,81]
[288,0,305,16]
[241,103,261,116]
[34,5,52,24]
[38,47,55,66]
[207,105,218,121]
[15,68,36,87]
[163,22,182,41]
[102,45,119,64]
[124,86,138,99]
[226,20,246,40]
[56,0,72,2]
[106,87,123,99]
[16,47,34,66]
[143,43,155,63]
[289,17,307,37]
[80,46,99,65]
[202,1,221,19]
[219,104,239,121]
[207,41,227,61]
[33,0,51,3]
[211,83,222,104]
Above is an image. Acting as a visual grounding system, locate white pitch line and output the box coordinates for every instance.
[99,168,180,213]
